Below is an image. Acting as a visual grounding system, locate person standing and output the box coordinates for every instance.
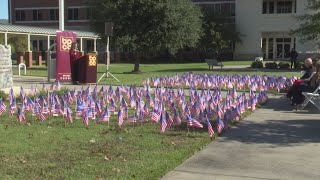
[290,48,298,69]
[69,42,81,84]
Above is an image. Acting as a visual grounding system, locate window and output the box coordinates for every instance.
[277,1,293,13]
[263,2,267,14]
[262,0,296,14]
[50,9,58,20]
[269,2,275,13]
[33,10,42,21]
[68,8,79,20]
[86,8,92,20]
[15,10,26,21]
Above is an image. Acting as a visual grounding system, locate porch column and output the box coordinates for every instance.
[80,37,84,55]
[26,33,33,67]
[4,32,7,46]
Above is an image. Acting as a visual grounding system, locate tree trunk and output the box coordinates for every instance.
[133,52,140,72]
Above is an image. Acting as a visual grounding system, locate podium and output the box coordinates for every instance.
[78,53,97,84]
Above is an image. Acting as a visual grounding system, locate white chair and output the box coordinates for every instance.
[254,57,263,62]
[18,63,26,76]
[299,84,320,111]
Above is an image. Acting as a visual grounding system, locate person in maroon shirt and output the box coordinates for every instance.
[69,42,81,84]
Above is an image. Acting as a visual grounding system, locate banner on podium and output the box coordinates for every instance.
[56,31,77,81]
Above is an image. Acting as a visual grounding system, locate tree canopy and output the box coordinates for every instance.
[88,0,203,71]
[198,10,241,59]
[293,0,320,41]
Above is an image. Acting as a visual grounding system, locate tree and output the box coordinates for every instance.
[198,10,241,61]
[292,0,320,42]
[88,0,203,72]
[0,34,27,54]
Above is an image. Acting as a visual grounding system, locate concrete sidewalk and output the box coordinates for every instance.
[162,95,320,180]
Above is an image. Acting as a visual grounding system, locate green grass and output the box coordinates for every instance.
[0,111,211,179]
[4,60,273,179]
[12,62,301,86]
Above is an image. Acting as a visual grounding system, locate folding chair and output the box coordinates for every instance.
[299,84,320,111]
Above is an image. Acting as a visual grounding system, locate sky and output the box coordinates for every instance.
[0,0,8,19]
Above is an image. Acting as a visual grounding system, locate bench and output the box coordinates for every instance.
[205,59,224,69]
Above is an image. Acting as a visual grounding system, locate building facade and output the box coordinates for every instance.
[8,0,318,61]
[8,0,95,54]
[235,0,317,60]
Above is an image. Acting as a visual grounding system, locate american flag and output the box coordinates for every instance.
[165,111,173,129]
[42,82,46,91]
[100,107,110,122]
[173,109,181,125]
[206,116,214,139]
[151,110,161,122]
[38,110,46,122]
[0,100,6,115]
[83,110,89,127]
[64,108,73,123]
[56,80,61,90]
[117,109,124,127]
[95,100,102,115]
[160,112,167,133]
[50,83,54,91]
[217,116,225,134]
[17,107,26,122]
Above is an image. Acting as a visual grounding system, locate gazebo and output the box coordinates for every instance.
[0,24,99,67]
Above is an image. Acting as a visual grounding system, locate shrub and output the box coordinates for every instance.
[279,62,290,69]
[251,61,263,68]
[265,62,278,69]
[0,90,8,100]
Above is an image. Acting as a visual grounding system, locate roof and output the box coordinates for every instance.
[0,24,99,38]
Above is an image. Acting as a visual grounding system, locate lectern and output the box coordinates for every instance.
[78,53,97,84]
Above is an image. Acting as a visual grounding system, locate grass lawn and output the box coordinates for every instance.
[0,110,221,179]
[3,61,274,179]
[12,62,301,86]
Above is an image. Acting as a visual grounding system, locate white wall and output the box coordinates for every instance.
[234,0,318,60]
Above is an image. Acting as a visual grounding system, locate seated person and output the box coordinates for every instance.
[286,58,314,101]
[291,60,320,106]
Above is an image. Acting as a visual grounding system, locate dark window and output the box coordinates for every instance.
[263,2,267,14]
[68,8,79,20]
[33,10,42,21]
[231,3,235,16]
[86,8,92,20]
[269,2,274,13]
[86,40,93,52]
[277,1,293,13]
[50,9,58,20]
[15,10,26,21]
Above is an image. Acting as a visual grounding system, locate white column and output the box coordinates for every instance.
[94,38,97,52]
[27,33,31,52]
[266,38,269,59]
[59,0,65,31]
[80,37,83,52]
[47,35,50,82]
[4,32,8,46]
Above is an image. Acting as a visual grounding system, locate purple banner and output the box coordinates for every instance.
[56,31,77,81]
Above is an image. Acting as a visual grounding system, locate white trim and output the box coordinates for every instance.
[68,6,89,9]
[15,20,59,23]
[193,1,235,5]
[15,7,58,10]
[67,20,90,22]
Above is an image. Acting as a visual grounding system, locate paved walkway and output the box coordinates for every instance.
[162,95,320,180]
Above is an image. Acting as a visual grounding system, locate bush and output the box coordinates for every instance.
[0,90,8,100]
[279,62,290,69]
[251,61,263,68]
[265,62,278,69]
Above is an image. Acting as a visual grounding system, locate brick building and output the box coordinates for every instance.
[8,0,95,53]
